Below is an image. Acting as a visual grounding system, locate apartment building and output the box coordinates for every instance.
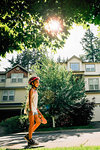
[0,65,30,121]
[0,57,100,122]
[66,55,100,121]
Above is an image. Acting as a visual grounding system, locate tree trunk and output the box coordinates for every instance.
[52,116,55,128]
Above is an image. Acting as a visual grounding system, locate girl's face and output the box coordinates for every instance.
[33,79,39,88]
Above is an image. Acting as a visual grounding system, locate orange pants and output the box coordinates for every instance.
[28,112,41,140]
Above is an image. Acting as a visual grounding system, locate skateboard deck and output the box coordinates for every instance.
[25,144,44,149]
[37,109,47,124]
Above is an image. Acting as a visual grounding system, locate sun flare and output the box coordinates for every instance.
[45,18,62,36]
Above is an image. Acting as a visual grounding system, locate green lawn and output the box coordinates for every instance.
[1,146,100,150]
[23,146,100,150]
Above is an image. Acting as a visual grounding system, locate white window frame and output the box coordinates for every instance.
[88,78,99,90]
[11,73,23,83]
[70,63,80,71]
[2,90,15,101]
[85,64,95,72]
[0,75,6,82]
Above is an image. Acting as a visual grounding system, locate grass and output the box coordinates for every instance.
[37,124,94,132]
[34,146,100,150]
[1,146,100,150]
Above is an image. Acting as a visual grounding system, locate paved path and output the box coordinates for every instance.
[0,129,100,149]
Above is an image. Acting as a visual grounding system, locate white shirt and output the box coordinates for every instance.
[31,89,38,113]
[24,89,38,114]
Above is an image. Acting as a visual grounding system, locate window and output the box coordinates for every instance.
[3,90,14,101]
[70,63,80,71]
[0,75,6,82]
[88,78,99,90]
[86,64,95,72]
[11,73,23,83]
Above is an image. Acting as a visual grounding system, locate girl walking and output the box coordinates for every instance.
[24,76,47,146]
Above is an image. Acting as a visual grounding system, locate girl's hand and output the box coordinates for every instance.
[37,108,42,115]
[24,109,27,115]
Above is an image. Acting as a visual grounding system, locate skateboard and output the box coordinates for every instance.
[25,143,44,149]
[37,109,47,124]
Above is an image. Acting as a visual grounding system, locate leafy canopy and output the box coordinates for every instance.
[1,0,100,56]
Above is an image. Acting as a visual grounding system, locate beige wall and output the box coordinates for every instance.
[92,106,100,121]
[0,88,27,103]
[86,93,100,103]
[5,78,28,87]
[86,93,100,121]
[0,82,5,87]
[15,89,27,103]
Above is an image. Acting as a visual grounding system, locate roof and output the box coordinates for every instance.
[0,64,29,74]
[83,62,100,64]
[0,86,27,89]
[6,64,29,73]
[67,55,82,62]
[67,55,100,64]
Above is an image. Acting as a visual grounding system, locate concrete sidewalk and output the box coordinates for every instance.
[0,128,100,149]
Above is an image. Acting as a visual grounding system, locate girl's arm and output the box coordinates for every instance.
[29,89,33,113]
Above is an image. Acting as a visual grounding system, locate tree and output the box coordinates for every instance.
[57,55,62,63]
[0,0,100,56]
[62,57,68,63]
[6,47,47,71]
[57,56,68,63]
[34,60,95,127]
[80,29,100,62]
[94,39,100,62]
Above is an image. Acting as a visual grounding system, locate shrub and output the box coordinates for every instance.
[0,115,28,134]
[56,99,95,127]
[0,113,51,134]
[69,99,95,126]
[56,113,72,127]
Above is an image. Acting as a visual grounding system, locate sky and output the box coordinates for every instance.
[50,24,99,61]
[0,24,99,71]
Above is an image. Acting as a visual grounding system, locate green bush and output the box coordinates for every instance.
[0,115,28,134]
[0,113,51,134]
[56,99,95,127]
[69,99,95,126]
